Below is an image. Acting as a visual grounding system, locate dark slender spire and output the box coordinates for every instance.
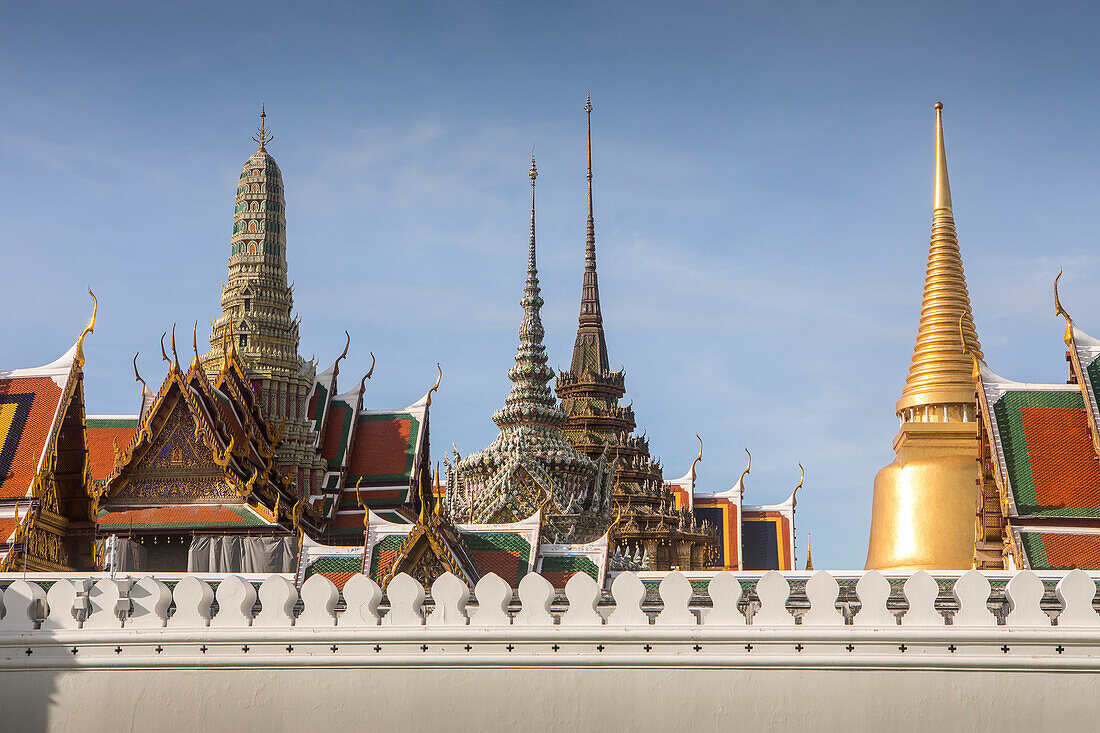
[569,96,611,376]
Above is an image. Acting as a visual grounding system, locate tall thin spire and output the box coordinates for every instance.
[933,102,951,212]
[570,95,611,376]
[898,102,982,410]
[253,105,273,152]
[494,155,560,425]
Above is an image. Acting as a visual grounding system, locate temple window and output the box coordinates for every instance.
[239,334,248,349]
[244,297,251,312]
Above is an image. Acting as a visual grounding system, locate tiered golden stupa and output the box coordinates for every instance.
[865,103,983,571]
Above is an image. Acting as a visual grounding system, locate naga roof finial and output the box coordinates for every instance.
[160,331,169,364]
[133,353,148,400]
[191,321,199,365]
[170,324,178,368]
[689,434,703,484]
[74,289,97,368]
[792,463,805,508]
[1054,269,1074,345]
[426,363,442,407]
[334,331,351,377]
[253,105,273,152]
[738,448,751,498]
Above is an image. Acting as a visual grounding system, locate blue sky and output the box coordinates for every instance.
[3,2,1100,568]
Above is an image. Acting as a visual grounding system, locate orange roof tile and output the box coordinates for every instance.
[0,376,64,499]
[347,415,415,482]
[86,424,137,483]
[97,504,267,529]
[1022,407,1100,511]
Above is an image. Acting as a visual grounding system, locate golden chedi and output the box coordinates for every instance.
[866,103,982,571]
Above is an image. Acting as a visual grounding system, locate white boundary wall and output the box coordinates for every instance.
[2,569,1099,731]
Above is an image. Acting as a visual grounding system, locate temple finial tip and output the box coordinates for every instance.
[934,101,943,111]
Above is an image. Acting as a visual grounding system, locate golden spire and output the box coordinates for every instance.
[253,105,273,152]
[805,533,813,571]
[897,102,982,412]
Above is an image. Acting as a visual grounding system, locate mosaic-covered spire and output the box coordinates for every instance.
[200,108,324,497]
[448,157,605,529]
[492,156,566,431]
[555,98,714,568]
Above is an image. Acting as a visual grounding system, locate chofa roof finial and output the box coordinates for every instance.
[74,289,97,368]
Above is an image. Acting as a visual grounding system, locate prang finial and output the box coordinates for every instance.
[74,289,97,368]
[253,105,273,151]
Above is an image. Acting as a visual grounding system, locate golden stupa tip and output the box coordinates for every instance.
[934,102,952,212]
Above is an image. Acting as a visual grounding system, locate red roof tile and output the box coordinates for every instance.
[0,516,21,542]
[86,425,137,482]
[0,376,64,499]
[97,505,266,529]
[1038,532,1100,569]
[348,416,413,481]
[1022,407,1100,511]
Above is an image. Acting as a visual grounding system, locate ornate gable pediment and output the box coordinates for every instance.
[110,397,236,505]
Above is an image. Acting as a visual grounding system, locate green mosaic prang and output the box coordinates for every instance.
[541,554,599,580]
[992,389,1100,516]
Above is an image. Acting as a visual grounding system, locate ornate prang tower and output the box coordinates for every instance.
[200,108,324,496]
[866,103,983,571]
[447,157,610,539]
[555,98,715,570]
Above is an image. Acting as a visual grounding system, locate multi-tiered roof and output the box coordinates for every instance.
[447,158,610,535]
[555,99,715,569]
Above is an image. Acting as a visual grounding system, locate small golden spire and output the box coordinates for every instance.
[898,102,981,411]
[805,533,813,571]
[74,289,97,368]
[253,105,273,152]
[170,324,178,367]
[191,321,200,365]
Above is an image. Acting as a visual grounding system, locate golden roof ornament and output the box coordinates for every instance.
[426,363,442,407]
[1054,270,1074,345]
[74,289,97,369]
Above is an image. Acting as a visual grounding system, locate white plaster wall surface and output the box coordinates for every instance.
[1,667,1098,732]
